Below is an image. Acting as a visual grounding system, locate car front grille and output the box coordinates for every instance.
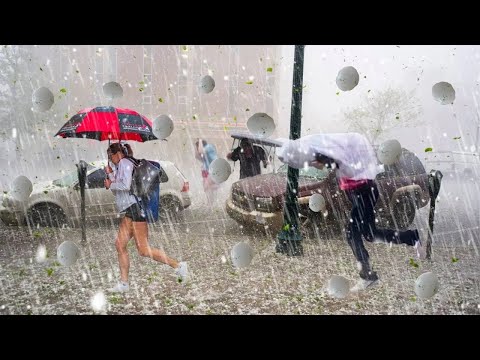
[231,189,255,212]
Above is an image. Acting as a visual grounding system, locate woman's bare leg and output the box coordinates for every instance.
[132,221,179,269]
[115,216,133,282]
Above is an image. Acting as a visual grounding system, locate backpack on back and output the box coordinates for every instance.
[126,158,168,223]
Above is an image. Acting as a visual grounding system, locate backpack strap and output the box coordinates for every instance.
[124,157,143,210]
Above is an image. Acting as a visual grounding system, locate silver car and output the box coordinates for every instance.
[0,160,191,227]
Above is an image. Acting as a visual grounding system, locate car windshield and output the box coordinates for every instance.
[276,164,330,180]
[52,165,95,187]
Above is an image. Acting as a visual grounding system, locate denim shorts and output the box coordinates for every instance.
[124,203,146,222]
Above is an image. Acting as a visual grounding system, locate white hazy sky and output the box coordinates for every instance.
[275,45,480,156]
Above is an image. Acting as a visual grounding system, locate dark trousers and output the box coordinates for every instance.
[345,181,419,267]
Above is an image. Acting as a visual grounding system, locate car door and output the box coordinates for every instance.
[69,168,117,221]
[85,169,117,219]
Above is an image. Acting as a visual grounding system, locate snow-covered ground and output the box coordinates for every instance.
[1,188,479,314]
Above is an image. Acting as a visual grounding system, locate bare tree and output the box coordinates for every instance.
[343,87,423,145]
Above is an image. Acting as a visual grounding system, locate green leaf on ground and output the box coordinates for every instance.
[424,147,433,152]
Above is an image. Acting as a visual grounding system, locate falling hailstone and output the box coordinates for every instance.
[11,176,33,202]
[377,139,402,165]
[90,291,106,313]
[35,244,47,263]
[103,81,124,99]
[153,114,174,139]
[209,158,231,184]
[309,193,326,212]
[414,272,440,299]
[247,113,276,138]
[199,75,215,94]
[327,275,350,299]
[432,82,455,105]
[336,66,359,91]
[32,87,54,112]
[57,240,81,266]
[231,242,254,269]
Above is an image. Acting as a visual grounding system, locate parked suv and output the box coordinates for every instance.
[0,160,190,227]
[226,148,430,234]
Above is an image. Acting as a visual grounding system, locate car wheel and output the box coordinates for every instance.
[26,203,68,228]
[389,197,416,230]
[159,196,183,223]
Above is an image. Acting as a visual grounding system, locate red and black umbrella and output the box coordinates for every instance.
[54,106,158,244]
[54,106,158,143]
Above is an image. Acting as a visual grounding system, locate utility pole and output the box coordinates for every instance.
[276,45,305,257]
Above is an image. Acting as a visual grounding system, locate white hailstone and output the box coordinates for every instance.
[90,291,106,313]
[336,66,359,91]
[309,193,326,212]
[231,242,254,269]
[32,87,54,112]
[103,81,123,99]
[35,244,47,263]
[327,275,350,299]
[377,139,402,165]
[57,240,81,266]
[414,272,440,299]
[247,113,276,138]
[432,82,455,105]
[11,176,33,202]
[152,115,174,139]
[208,158,231,184]
[221,255,227,264]
[199,75,215,93]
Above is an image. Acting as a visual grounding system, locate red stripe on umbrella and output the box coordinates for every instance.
[55,106,158,143]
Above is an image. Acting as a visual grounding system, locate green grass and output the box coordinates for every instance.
[108,294,124,305]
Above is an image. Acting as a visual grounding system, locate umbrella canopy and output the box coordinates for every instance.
[54,106,158,142]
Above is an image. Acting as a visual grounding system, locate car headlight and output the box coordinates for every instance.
[255,197,274,212]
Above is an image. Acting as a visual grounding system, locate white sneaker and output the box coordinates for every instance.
[414,240,427,260]
[175,262,188,283]
[350,278,379,292]
[108,281,129,293]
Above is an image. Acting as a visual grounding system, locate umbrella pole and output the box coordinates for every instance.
[76,160,88,244]
[426,170,443,260]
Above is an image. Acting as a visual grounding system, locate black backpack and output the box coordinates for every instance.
[126,158,168,198]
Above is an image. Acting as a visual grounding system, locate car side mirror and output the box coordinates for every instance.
[73,183,89,190]
[428,170,443,199]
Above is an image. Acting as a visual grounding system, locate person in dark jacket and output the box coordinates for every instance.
[227,138,268,179]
